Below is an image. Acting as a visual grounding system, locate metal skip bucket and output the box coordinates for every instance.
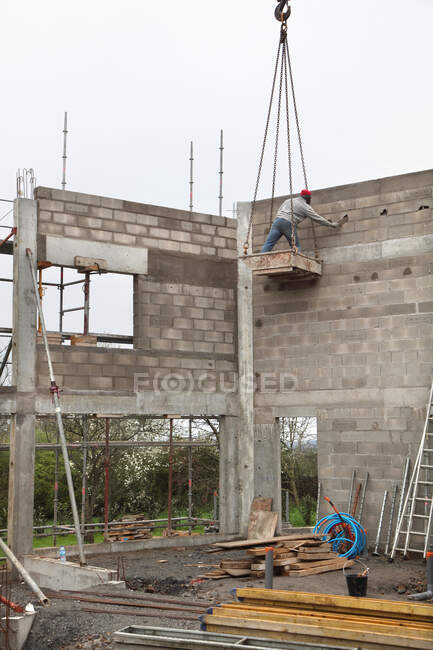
[343,560,369,597]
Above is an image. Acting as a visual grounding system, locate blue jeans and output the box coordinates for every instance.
[261,218,300,252]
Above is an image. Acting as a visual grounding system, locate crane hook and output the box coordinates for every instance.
[274,1,291,22]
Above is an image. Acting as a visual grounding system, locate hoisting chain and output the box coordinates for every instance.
[244,1,315,258]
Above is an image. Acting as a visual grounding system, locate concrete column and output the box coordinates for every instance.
[236,202,255,536]
[254,411,282,533]
[8,199,38,559]
[219,416,239,534]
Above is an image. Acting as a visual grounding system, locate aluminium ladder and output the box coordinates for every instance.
[390,379,433,559]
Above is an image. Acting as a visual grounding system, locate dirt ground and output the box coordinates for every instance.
[2,543,430,649]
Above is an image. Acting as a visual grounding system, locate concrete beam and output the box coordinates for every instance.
[237,202,255,536]
[35,391,240,416]
[8,199,37,559]
[319,234,433,265]
[41,234,148,275]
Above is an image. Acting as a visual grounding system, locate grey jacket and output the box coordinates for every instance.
[276,196,336,228]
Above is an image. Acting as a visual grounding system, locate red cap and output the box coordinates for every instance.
[300,189,312,196]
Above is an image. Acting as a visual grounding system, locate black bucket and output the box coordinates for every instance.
[343,560,369,597]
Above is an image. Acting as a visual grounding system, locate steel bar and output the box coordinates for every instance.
[315,482,321,526]
[0,594,24,614]
[83,271,90,334]
[167,418,174,534]
[81,415,88,537]
[188,418,193,534]
[351,483,362,518]
[61,306,84,314]
[358,472,369,523]
[218,129,224,217]
[0,538,48,605]
[347,469,356,513]
[0,440,216,451]
[0,338,12,383]
[394,457,410,544]
[104,417,110,541]
[384,482,399,556]
[53,428,59,547]
[81,607,198,622]
[189,141,194,212]
[0,278,13,282]
[265,548,273,589]
[372,490,388,556]
[58,589,214,608]
[46,592,205,614]
[0,228,16,250]
[62,112,68,190]
[59,267,64,332]
[26,247,86,565]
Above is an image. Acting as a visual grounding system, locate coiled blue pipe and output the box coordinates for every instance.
[313,512,367,559]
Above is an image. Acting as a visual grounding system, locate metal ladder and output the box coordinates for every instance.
[390,379,433,559]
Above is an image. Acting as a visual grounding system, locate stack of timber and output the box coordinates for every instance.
[205,533,350,580]
[201,588,433,649]
[106,514,153,542]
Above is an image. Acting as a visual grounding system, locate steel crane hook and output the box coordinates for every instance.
[275,1,291,22]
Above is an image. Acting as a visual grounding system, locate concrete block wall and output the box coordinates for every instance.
[250,170,433,537]
[34,188,237,398]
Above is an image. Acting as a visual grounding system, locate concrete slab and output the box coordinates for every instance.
[22,556,116,591]
[44,235,148,275]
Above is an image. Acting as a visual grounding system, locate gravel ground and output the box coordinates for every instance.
[1,545,429,649]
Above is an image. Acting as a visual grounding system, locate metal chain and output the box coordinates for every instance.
[282,41,295,250]
[286,43,318,258]
[269,30,286,228]
[243,31,283,254]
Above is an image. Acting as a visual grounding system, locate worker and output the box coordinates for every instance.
[261,189,347,252]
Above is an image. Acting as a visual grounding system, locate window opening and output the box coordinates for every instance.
[280,416,317,528]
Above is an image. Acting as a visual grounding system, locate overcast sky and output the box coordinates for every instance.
[1,0,432,338]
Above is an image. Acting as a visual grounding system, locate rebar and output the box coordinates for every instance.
[167,418,173,534]
[347,469,356,513]
[384,482,398,556]
[358,472,369,523]
[104,418,110,541]
[372,490,388,556]
[189,141,194,212]
[218,129,224,217]
[62,112,68,191]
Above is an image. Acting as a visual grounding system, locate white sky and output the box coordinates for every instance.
[1,0,432,337]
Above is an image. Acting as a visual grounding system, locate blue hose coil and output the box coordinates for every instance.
[313,512,367,559]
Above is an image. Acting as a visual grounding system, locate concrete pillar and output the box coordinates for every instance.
[219,416,239,534]
[8,199,38,559]
[236,202,255,536]
[254,411,281,532]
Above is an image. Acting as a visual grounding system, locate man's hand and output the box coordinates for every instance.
[337,214,349,227]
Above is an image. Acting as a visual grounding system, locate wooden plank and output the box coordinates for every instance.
[296,552,338,561]
[220,560,252,569]
[291,557,344,569]
[286,559,353,576]
[251,557,299,571]
[203,615,433,649]
[250,497,272,511]
[247,511,278,540]
[212,534,324,549]
[296,543,332,553]
[233,588,433,623]
[214,608,433,640]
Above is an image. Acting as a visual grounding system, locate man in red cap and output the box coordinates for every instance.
[261,189,347,252]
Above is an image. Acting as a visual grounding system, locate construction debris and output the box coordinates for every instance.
[106,514,154,542]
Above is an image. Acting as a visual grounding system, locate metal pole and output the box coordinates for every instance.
[59,267,64,332]
[284,489,289,523]
[26,247,86,565]
[384,482,398,556]
[53,429,59,547]
[395,456,410,536]
[188,418,193,534]
[167,418,173,534]
[189,141,194,212]
[265,547,274,589]
[347,469,356,513]
[372,490,388,556]
[315,482,321,525]
[218,129,224,217]
[83,271,90,335]
[38,267,43,334]
[0,538,48,605]
[62,112,68,191]
[81,415,88,538]
[213,491,218,522]
[358,471,369,524]
[104,418,110,541]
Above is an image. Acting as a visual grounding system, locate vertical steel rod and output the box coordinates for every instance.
[53,429,59,547]
[26,247,86,565]
[218,129,224,217]
[0,338,12,383]
[284,489,289,523]
[373,490,389,556]
[189,141,194,212]
[315,482,321,525]
[347,469,356,513]
[81,415,88,538]
[188,418,193,534]
[213,491,218,522]
[384,482,398,556]
[62,112,68,191]
[37,268,43,334]
[83,271,90,335]
[167,418,173,534]
[104,418,110,541]
[59,267,64,333]
[358,472,369,524]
